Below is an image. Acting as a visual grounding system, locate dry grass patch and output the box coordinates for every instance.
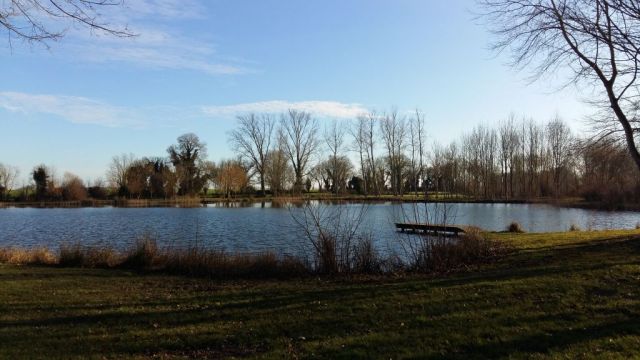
[0,247,56,265]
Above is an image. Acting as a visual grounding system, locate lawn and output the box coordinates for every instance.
[1,229,640,359]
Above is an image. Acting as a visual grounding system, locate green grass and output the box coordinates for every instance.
[1,230,640,358]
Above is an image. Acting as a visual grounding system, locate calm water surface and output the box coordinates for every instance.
[0,202,638,254]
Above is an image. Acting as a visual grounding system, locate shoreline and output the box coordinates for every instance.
[1,195,639,211]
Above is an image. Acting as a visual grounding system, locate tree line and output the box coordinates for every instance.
[431,115,639,204]
[1,109,638,204]
[1,0,639,206]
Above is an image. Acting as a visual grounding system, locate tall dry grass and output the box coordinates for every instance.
[409,228,511,273]
[120,236,160,269]
[0,236,308,279]
[163,249,307,279]
[0,230,508,278]
[0,247,56,265]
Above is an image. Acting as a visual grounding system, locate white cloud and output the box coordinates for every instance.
[72,41,248,75]
[0,92,369,128]
[18,0,250,75]
[202,101,369,119]
[0,92,144,127]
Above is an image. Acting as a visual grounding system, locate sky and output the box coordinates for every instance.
[0,0,591,183]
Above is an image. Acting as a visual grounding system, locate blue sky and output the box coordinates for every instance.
[0,0,588,183]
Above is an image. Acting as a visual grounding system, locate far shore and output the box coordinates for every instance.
[0,194,638,211]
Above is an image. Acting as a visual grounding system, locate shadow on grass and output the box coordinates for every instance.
[428,235,640,288]
[1,235,639,358]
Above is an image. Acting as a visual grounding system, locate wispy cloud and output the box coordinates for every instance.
[0,92,144,127]
[32,0,250,75]
[71,39,248,75]
[123,0,206,20]
[202,101,369,119]
[0,92,369,128]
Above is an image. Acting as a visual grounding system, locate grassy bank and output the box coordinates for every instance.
[1,229,640,358]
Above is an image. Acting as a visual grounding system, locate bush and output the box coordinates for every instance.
[121,236,160,270]
[352,236,381,274]
[59,244,86,267]
[507,222,525,233]
[317,234,338,274]
[412,229,510,273]
[569,223,581,232]
[85,247,119,268]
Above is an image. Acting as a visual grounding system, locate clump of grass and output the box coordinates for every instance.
[59,244,86,267]
[352,236,381,274]
[569,223,581,232]
[317,234,338,275]
[120,235,160,270]
[414,229,511,273]
[507,222,525,233]
[163,249,307,279]
[636,222,640,230]
[59,244,121,268]
[85,247,119,268]
[0,247,56,265]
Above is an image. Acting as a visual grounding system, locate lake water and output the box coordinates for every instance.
[0,202,638,255]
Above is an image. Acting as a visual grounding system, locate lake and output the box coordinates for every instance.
[0,202,638,255]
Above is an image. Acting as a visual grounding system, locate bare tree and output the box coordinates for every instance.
[1,0,134,44]
[107,153,135,195]
[309,162,328,192]
[124,159,151,199]
[324,119,346,194]
[317,156,353,194]
[408,110,427,193]
[228,113,275,195]
[479,0,640,171]
[200,160,218,196]
[525,119,545,197]
[278,109,319,193]
[499,115,520,199]
[0,163,19,200]
[1,0,133,46]
[350,115,370,194]
[264,148,293,196]
[215,159,249,198]
[62,172,87,201]
[358,111,384,195]
[462,127,481,196]
[581,136,640,203]
[546,117,573,196]
[379,109,408,195]
[446,139,466,197]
